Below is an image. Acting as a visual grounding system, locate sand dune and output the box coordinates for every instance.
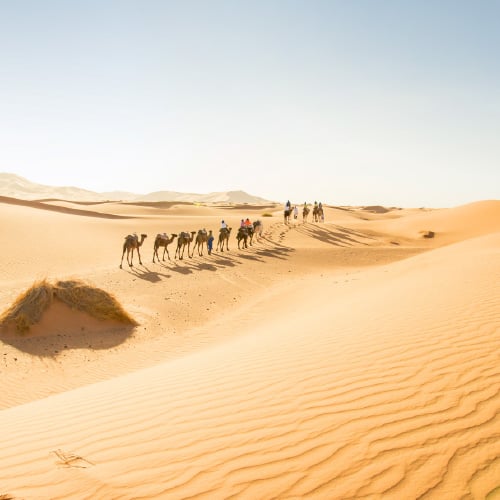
[0,197,499,499]
[357,200,500,244]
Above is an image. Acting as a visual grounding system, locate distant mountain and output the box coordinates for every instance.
[138,190,270,204]
[0,173,271,204]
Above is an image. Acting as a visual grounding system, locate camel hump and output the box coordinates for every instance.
[157,233,168,240]
[125,233,138,241]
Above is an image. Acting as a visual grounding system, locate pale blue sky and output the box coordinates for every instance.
[0,0,498,207]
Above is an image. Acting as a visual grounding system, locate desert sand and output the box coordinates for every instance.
[0,196,499,499]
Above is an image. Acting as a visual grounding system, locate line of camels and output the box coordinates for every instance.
[120,220,265,268]
[285,205,324,224]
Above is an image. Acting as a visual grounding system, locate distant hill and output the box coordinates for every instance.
[0,173,272,204]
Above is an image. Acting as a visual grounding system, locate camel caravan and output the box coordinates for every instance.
[119,220,264,268]
[120,199,324,268]
[284,201,324,225]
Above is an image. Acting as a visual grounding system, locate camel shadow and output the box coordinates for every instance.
[237,253,265,262]
[193,262,218,271]
[210,256,238,267]
[2,324,135,358]
[126,265,171,282]
[296,224,374,247]
[255,246,294,260]
[169,263,194,275]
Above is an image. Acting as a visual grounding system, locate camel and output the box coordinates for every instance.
[313,206,324,223]
[252,220,263,241]
[236,226,249,249]
[284,207,293,224]
[174,231,196,260]
[152,233,178,263]
[120,233,147,269]
[303,206,310,223]
[246,224,255,246]
[191,229,209,257]
[216,227,232,252]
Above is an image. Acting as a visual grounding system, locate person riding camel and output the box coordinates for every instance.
[244,218,252,227]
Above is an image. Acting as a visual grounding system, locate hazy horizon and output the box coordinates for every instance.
[1,1,498,208]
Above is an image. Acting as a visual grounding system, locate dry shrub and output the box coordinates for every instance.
[0,279,137,334]
[262,213,273,217]
[420,230,435,239]
[0,279,53,333]
[54,280,137,325]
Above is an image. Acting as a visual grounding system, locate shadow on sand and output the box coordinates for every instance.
[295,223,378,247]
[1,324,136,358]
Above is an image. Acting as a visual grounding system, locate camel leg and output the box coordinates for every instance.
[120,244,127,269]
[153,245,158,263]
[163,246,170,261]
[128,248,134,267]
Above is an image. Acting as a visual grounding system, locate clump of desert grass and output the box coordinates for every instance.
[262,213,273,217]
[0,279,137,334]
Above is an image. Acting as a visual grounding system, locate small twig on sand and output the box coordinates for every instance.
[51,449,95,468]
